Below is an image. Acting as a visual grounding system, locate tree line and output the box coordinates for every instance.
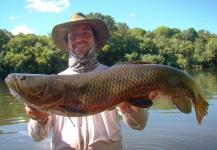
[0,12,217,79]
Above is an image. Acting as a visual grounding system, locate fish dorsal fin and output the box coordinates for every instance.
[113,61,151,66]
[172,97,192,114]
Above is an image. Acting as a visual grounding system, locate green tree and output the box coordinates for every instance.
[193,38,206,67]
[1,13,217,78]
[128,27,146,39]
[204,38,217,66]
[87,12,117,33]
[0,29,13,50]
[187,28,198,42]
[98,36,139,65]
[2,33,67,77]
[0,29,14,78]
[181,28,198,42]
[116,22,129,35]
[154,26,173,38]
[0,52,4,78]
[141,54,164,64]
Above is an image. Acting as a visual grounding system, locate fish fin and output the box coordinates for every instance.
[194,94,209,125]
[59,105,88,114]
[171,97,192,114]
[126,96,153,108]
[113,61,151,66]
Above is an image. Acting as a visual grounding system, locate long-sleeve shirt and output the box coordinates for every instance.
[28,63,149,150]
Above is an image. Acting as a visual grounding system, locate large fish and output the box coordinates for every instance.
[5,62,209,124]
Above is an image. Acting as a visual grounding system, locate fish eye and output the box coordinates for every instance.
[19,76,26,80]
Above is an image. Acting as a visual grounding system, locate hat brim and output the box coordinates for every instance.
[52,19,108,54]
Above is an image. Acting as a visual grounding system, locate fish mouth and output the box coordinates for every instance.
[5,74,26,101]
[5,74,50,108]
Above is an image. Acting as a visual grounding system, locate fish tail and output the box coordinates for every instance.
[194,94,209,125]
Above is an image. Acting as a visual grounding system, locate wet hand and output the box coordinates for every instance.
[24,104,49,121]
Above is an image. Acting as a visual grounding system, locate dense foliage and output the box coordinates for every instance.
[1,13,217,79]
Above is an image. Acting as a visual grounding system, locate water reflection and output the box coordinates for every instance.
[184,67,217,99]
[0,80,29,126]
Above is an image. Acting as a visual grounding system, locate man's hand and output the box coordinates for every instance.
[24,104,49,123]
[120,91,157,114]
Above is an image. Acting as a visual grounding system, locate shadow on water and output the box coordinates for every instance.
[0,68,217,149]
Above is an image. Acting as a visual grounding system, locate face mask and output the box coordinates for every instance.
[67,40,99,73]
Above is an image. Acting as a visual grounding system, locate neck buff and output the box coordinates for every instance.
[68,40,100,73]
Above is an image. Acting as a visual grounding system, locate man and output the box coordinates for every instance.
[25,12,157,150]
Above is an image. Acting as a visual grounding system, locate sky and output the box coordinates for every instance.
[1,0,217,36]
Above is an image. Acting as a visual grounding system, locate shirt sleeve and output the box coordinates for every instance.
[122,108,149,130]
[28,114,53,142]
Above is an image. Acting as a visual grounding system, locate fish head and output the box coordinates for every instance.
[5,73,66,110]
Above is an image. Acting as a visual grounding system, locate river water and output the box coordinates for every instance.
[0,68,217,150]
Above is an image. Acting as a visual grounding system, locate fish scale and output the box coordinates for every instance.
[5,63,209,124]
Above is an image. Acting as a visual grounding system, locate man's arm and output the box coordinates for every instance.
[25,105,53,142]
[120,91,157,130]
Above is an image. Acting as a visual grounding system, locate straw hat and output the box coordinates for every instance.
[52,12,109,53]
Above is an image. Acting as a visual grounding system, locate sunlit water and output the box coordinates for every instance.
[0,68,217,150]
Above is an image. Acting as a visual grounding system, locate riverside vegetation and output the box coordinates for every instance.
[0,12,217,79]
